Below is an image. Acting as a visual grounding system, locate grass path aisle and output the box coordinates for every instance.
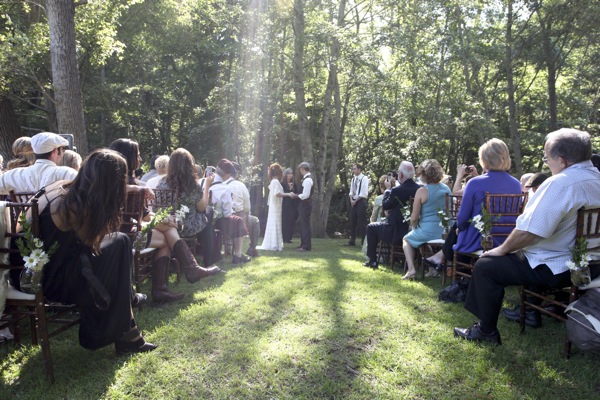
[2,238,599,399]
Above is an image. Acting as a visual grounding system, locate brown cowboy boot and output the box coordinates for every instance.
[173,240,221,283]
[151,256,185,303]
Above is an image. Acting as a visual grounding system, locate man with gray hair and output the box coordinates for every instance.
[454,128,600,345]
[291,161,313,251]
[363,161,420,268]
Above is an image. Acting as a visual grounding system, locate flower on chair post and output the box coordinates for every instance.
[16,213,59,292]
[469,207,499,238]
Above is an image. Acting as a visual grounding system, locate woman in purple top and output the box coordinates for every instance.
[453,138,522,253]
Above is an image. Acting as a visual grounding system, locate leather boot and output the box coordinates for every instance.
[173,240,221,283]
[151,256,185,303]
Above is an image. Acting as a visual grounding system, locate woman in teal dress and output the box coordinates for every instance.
[402,159,451,279]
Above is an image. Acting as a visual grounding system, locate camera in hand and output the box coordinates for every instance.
[465,166,473,173]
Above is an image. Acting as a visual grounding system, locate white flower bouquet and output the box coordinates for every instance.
[568,237,591,286]
[16,213,59,293]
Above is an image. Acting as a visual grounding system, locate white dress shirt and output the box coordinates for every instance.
[208,174,234,217]
[517,161,600,274]
[225,177,251,213]
[298,173,313,200]
[349,173,369,201]
[0,159,77,195]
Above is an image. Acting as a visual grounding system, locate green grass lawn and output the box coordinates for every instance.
[2,238,599,399]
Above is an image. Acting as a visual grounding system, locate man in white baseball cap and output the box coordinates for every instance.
[0,132,77,195]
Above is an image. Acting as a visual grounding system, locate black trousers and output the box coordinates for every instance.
[366,221,394,262]
[298,199,312,250]
[282,197,298,242]
[349,198,367,244]
[464,253,572,332]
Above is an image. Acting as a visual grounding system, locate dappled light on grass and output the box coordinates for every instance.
[2,239,600,398]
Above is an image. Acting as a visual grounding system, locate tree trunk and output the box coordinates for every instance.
[505,0,523,176]
[46,0,88,153]
[0,97,22,160]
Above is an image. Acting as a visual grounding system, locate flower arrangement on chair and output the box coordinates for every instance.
[567,237,591,286]
[437,209,451,239]
[401,202,412,224]
[470,207,499,251]
[16,213,59,294]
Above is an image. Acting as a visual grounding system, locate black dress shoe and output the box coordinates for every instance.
[501,306,542,328]
[343,242,356,246]
[362,260,378,269]
[453,322,502,345]
[422,258,443,272]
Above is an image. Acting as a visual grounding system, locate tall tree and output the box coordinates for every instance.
[46,0,87,151]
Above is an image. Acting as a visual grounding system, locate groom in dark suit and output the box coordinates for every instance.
[364,161,420,268]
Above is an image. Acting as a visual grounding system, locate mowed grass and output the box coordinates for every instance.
[1,238,600,399]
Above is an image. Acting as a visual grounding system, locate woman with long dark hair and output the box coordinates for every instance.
[10,149,155,354]
[110,139,218,303]
[155,148,222,271]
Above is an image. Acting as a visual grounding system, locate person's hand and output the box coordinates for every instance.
[384,179,392,190]
[205,173,215,186]
[467,165,479,177]
[350,199,356,207]
[457,164,468,179]
[141,187,155,201]
[480,247,505,258]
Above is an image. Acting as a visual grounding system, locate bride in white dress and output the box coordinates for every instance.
[258,163,291,251]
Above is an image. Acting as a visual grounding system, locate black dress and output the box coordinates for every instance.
[10,202,133,350]
[281,180,298,243]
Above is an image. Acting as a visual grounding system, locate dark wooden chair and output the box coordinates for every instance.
[519,207,600,357]
[121,191,159,295]
[420,194,462,286]
[452,192,527,283]
[0,199,79,383]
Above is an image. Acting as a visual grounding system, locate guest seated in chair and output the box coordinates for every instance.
[155,148,222,271]
[110,139,221,304]
[423,138,522,271]
[9,149,156,354]
[453,128,600,345]
[363,161,420,269]
[402,159,452,279]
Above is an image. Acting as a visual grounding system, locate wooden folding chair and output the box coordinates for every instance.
[121,191,159,295]
[420,194,462,285]
[519,207,600,357]
[0,199,80,383]
[452,192,527,283]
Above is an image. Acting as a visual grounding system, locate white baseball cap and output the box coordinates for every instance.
[31,132,69,154]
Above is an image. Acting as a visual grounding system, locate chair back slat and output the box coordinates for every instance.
[577,207,600,259]
[0,200,40,267]
[121,191,146,239]
[445,194,462,222]
[150,189,179,213]
[484,192,528,239]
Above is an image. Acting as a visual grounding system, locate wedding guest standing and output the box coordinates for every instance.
[345,163,369,246]
[258,163,291,251]
[281,168,298,243]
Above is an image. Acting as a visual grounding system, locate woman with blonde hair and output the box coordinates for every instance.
[7,136,35,170]
[258,163,292,251]
[402,159,452,279]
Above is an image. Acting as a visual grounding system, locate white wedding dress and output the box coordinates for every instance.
[257,178,284,251]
